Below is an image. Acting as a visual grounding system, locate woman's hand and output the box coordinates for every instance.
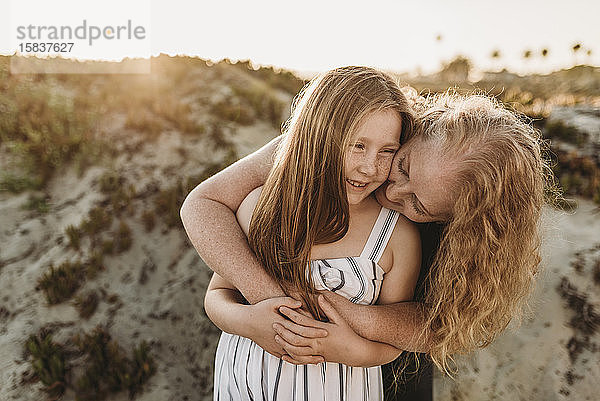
[275,295,373,367]
[247,297,327,363]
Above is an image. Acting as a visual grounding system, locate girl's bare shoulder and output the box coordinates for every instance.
[236,186,263,236]
[390,213,420,251]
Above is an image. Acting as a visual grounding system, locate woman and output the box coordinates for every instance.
[181,75,548,378]
[206,66,421,400]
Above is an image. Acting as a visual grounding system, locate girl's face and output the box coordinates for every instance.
[344,109,402,206]
[376,136,456,223]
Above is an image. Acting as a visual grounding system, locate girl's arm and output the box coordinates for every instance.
[205,272,327,363]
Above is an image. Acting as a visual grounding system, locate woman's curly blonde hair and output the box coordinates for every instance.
[411,91,551,375]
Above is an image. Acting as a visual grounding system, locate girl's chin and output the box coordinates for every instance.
[347,193,366,205]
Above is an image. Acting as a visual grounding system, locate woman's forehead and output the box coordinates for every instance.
[402,138,458,215]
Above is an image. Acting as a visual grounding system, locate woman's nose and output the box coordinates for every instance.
[385,179,409,202]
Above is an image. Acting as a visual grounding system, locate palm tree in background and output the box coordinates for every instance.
[434,33,443,74]
[572,43,582,65]
[540,48,549,70]
[490,49,501,71]
[523,49,532,73]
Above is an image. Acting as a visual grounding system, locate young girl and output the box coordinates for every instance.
[204,67,421,400]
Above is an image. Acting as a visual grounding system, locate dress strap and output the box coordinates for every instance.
[359,207,400,263]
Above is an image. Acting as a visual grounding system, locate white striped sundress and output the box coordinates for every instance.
[213,207,400,401]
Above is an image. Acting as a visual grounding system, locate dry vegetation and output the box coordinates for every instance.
[1,54,303,399]
[2,54,598,399]
[24,326,156,401]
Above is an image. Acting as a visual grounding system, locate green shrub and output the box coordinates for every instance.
[0,81,98,185]
[24,329,67,399]
[101,239,115,255]
[84,252,105,280]
[127,340,157,398]
[231,83,285,128]
[99,171,125,194]
[23,194,50,213]
[114,221,132,253]
[23,324,156,401]
[544,120,589,145]
[0,173,42,193]
[210,100,255,125]
[110,187,132,216]
[71,326,156,400]
[593,258,600,285]
[73,290,100,319]
[81,207,113,237]
[141,210,156,232]
[37,261,86,304]
[65,225,82,250]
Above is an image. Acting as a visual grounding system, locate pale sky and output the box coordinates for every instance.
[2,0,599,75]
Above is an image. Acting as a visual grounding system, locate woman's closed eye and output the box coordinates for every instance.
[411,195,426,216]
[397,156,428,216]
[397,156,409,176]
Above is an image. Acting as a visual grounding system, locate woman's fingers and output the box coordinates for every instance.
[274,320,328,339]
[317,295,343,324]
[275,334,312,355]
[273,323,317,348]
[295,307,313,318]
[279,306,327,329]
[275,335,324,364]
[274,297,302,310]
[282,354,324,365]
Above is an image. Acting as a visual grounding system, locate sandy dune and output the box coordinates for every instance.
[434,199,600,401]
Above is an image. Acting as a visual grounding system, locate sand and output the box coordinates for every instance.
[434,199,600,401]
[1,97,599,400]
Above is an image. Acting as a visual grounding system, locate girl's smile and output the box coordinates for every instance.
[344,109,402,205]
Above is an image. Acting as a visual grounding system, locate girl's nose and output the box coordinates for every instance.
[357,154,378,176]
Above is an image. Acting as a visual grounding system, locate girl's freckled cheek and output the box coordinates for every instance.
[376,159,392,179]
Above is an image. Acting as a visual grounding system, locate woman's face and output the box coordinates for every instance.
[376,136,456,223]
[344,109,402,205]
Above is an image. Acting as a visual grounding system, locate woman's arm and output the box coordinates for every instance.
[180,136,285,304]
[323,294,430,353]
[275,296,405,367]
[275,217,426,365]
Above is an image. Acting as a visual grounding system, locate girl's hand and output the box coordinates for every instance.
[247,297,327,363]
[275,295,370,367]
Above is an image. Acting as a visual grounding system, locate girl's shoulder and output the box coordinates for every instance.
[389,210,420,251]
[378,208,421,273]
[236,186,263,236]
